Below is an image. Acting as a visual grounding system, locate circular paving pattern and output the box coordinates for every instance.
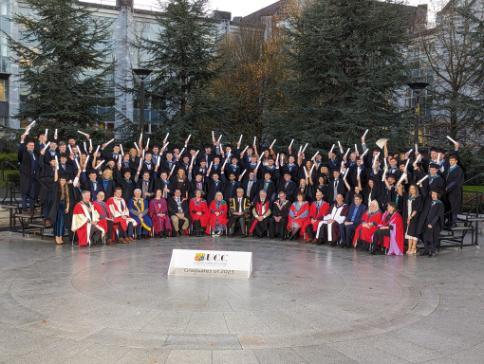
[0,232,483,363]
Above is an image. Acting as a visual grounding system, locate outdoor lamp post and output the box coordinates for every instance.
[407,81,428,145]
[132,68,152,134]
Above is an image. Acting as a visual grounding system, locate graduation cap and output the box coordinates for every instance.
[387,173,397,180]
[429,163,440,169]
[121,168,131,175]
[87,169,97,175]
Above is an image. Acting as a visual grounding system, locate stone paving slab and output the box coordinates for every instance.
[0,231,482,363]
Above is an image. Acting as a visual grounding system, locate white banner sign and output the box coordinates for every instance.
[168,249,252,278]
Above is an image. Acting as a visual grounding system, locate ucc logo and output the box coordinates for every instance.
[194,253,227,262]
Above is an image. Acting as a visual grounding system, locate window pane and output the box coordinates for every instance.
[0,79,6,101]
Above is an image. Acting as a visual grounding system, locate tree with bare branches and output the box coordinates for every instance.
[421,0,483,146]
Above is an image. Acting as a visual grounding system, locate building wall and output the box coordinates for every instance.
[4,0,234,130]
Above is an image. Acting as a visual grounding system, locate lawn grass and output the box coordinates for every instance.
[464,185,484,193]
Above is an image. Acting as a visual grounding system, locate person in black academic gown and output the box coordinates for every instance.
[404,184,423,255]
[278,172,297,202]
[18,139,39,211]
[445,154,464,227]
[422,190,445,257]
[272,191,291,239]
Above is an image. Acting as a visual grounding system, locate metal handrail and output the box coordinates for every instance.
[464,172,484,186]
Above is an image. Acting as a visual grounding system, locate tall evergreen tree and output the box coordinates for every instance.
[7,0,111,132]
[138,0,217,141]
[285,0,410,149]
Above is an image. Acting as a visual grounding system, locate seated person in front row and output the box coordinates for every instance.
[287,193,310,240]
[272,191,290,240]
[371,202,404,255]
[129,188,153,238]
[93,191,114,244]
[168,188,190,236]
[342,194,366,248]
[307,189,330,243]
[107,187,137,243]
[206,191,228,236]
[149,188,172,238]
[189,189,208,236]
[228,187,251,237]
[316,193,348,245]
[249,190,273,238]
[353,200,382,249]
[72,190,106,247]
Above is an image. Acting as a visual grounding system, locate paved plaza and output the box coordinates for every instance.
[0,231,483,364]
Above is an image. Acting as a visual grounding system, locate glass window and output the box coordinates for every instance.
[0,79,7,101]
[0,2,8,16]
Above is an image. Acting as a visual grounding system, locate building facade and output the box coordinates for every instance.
[1,0,237,131]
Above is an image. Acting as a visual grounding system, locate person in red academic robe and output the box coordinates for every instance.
[316,193,348,245]
[106,187,137,243]
[149,188,172,237]
[287,193,310,240]
[92,191,111,244]
[206,192,228,236]
[372,202,404,255]
[71,190,106,247]
[189,189,209,236]
[353,200,382,248]
[307,189,330,242]
[249,190,273,238]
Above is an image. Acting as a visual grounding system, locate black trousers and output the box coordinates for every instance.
[253,219,274,238]
[192,220,204,236]
[373,229,390,246]
[274,217,287,239]
[424,226,440,253]
[343,224,356,247]
[229,215,247,235]
[119,222,134,238]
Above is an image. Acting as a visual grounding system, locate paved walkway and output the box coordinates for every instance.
[0,232,482,363]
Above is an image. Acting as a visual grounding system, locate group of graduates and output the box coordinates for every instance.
[17,124,464,257]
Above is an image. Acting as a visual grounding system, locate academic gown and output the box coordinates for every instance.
[353,211,382,246]
[107,196,137,233]
[206,200,228,234]
[71,201,106,247]
[287,201,310,236]
[308,200,330,233]
[149,198,172,234]
[249,200,272,236]
[379,211,405,255]
[316,204,348,243]
[129,198,152,233]
[189,198,209,228]
[445,165,464,216]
